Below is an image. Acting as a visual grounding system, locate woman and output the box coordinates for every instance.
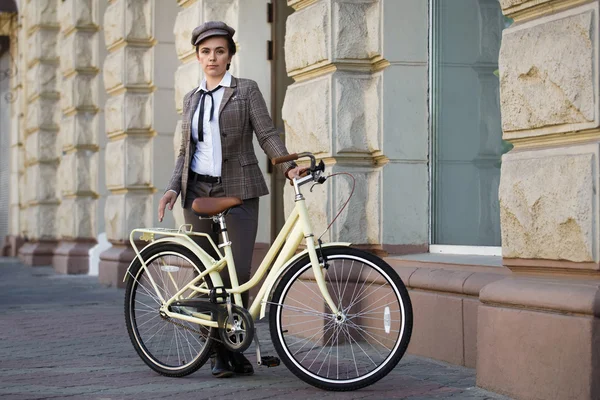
[157,21,303,378]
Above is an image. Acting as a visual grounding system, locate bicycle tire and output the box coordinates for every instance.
[124,243,215,377]
[269,246,412,391]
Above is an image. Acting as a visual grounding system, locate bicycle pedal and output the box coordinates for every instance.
[260,356,280,367]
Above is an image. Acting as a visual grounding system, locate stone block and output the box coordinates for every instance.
[333,0,380,60]
[104,92,153,134]
[103,46,153,91]
[174,61,202,112]
[59,30,97,74]
[285,1,329,72]
[463,298,479,369]
[104,193,153,241]
[103,0,154,48]
[28,163,58,203]
[477,303,600,400]
[500,3,598,135]
[26,0,59,28]
[59,150,97,195]
[61,112,98,149]
[26,98,60,132]
[28,204,59,240]
[332,167,380,245]
[26,29,58,64]
[335,72,381,153]
[25,130,58,163]
[282,75,331,154]
[406,290,464,365]
[105,137,152,189]
[57,198,96,238]
[53,240,95,274]
[60,74,97,111]
[26,62,58,99]
[18,240,58,266]
[98,244,136,287]
[499,146,597,262]
[174,2,201,59]
[58,0,96,33]
[204,0,239,29]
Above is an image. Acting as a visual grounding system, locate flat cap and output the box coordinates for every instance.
[191,21,235,46]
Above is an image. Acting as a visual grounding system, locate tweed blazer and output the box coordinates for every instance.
[166,76,296,205]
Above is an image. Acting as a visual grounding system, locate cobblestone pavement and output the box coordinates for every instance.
[0,258,512,400]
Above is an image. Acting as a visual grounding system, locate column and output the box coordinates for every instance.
[0,11,24,257]
[52,0,100,274]
[282,0,386,252]
[99,0,155,286]
[18,0,61,266]
[477,1,600,399]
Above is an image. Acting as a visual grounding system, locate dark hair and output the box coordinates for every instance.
[195,35,236,70]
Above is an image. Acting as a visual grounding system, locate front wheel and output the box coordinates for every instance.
[269,247,413,391]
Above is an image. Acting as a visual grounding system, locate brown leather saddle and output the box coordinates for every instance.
[191,197,243,217]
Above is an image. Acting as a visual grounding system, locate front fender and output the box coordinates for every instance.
[259,242,351,319]
[122,236,221,285]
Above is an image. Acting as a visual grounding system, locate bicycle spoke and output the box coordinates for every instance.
[270,250,412,389]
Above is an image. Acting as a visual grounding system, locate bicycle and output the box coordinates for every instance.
[123,152,413,391]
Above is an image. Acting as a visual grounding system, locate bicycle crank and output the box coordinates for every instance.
[218,299,254,353]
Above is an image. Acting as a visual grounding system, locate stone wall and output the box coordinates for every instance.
[478,1,600,399]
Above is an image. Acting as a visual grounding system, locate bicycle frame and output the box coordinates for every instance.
[126,177,350,329]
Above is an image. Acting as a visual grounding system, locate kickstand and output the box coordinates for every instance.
[254,328,262,365]
[253,327,281,367]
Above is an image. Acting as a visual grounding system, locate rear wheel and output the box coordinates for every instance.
[269,247,412,391]
[124,243,215,377]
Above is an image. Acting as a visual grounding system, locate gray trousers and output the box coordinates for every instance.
[183,180,258,307]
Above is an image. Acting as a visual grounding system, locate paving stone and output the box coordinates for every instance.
[0,258,512,400]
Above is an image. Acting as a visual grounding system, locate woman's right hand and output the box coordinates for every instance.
[158,191,178,222]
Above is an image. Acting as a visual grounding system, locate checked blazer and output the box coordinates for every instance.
[166,76,296,205]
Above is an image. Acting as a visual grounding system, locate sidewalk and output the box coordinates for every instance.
[0,258,512,400]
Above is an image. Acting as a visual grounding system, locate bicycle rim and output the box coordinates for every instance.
[271,250,411,389]
[126,249,213,374]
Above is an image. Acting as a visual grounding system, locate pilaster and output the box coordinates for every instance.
[282,0,386,251]
[53,0,100,274]
[1,12,25,257]
[18,0,61,266]
[478,1,600,399]
[99,0,156,286]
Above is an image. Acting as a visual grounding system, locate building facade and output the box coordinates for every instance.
[0,0,599,399]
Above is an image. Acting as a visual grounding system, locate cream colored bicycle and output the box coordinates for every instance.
[123,152,413,391]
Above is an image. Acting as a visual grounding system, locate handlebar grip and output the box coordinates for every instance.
[271,153,298,165]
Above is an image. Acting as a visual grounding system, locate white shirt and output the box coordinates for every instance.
[190,71,232,177]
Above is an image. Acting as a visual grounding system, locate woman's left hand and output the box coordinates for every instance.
[286,166,307,180]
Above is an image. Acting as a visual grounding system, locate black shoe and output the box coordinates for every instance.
[210,347,234,378]
[230,352,254,376]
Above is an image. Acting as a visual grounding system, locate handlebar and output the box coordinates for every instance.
[271,153,299,165]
